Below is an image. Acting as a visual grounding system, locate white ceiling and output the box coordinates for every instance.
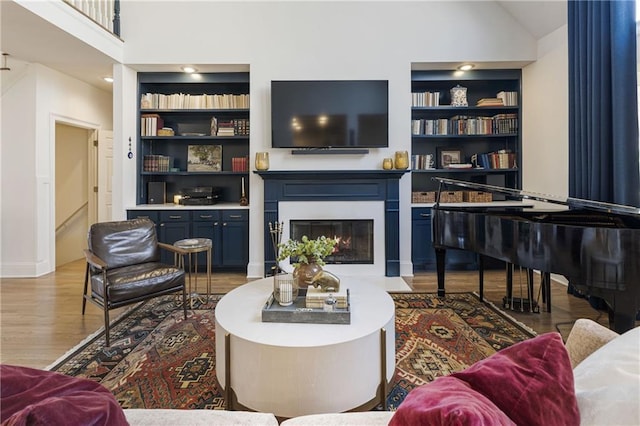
[0,1,568,93]
[497,0,567,40]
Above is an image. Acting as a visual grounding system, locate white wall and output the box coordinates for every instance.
[3,1,568,278]
[1,63,112,277]
[116,0,542,278]
[522,26,569,198]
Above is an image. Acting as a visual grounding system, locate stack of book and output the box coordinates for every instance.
[143,155,171,172]
[305,286,349,309]
[413,114,518,136]
[411,154,435,170]
[231,157,249,172]
[140,114,164,136]
[496,91,518,106]
[216,120,236,136]
[232,119,250,136]
[476,98,504,107]
[411,91,440,107]
[475,150,517,169]
[140,93,250,110]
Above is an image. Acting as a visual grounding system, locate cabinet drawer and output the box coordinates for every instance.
[192,210,220,222]
[412,208,432,221]
[127,210,159,223]
[159,211,191,222]
[222,210,248,222]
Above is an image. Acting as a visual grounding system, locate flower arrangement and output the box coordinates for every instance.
[276,235,337,267]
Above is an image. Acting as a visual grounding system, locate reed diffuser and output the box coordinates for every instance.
[268,221,298,305]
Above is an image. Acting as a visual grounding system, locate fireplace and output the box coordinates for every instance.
[256,170,408,276]
[279,201,384,275]
[291,220,374,265]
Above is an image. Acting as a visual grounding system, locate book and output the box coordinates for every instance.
[496,91,518,106]
[140,114,164,136]
[305,286,349,309]
[476,98,504,106]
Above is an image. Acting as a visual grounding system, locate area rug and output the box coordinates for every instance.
[48,292,535,411]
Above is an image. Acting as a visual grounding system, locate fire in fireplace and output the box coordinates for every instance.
[290,220,374,264]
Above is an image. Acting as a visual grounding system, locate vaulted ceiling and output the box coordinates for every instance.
[0,1,568,93]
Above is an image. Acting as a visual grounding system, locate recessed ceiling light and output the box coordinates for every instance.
[181,66,197,73]
[457,64,475,71]
[103,76,114,83]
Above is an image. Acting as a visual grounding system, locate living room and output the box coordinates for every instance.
[1,1,639,424]
[1,0,576,279]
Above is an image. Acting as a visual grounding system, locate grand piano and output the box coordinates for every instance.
[431,177,640,333]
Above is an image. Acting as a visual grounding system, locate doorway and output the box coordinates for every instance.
[54,122,113,267]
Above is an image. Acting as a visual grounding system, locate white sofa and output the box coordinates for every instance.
[123,319,639,426]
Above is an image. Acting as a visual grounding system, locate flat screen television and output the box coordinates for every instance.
[271,80,389,149]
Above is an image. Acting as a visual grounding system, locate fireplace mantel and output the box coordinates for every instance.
[255,170,409,276]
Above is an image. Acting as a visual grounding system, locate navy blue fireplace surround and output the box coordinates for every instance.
[255,170,408,276]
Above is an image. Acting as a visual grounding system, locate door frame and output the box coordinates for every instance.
[49,114,101,273]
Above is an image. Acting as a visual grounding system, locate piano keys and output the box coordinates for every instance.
[431,177,640,333]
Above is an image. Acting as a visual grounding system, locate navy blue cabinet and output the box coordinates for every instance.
[219,211,249,268]
[412,207,477,272]
[158,211,191,265]
[191,210,248,269]
[412,207,436,270]
[127,209,248,270]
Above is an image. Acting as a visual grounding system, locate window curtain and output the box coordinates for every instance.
[568,0,639,206]
[567,0,639,315]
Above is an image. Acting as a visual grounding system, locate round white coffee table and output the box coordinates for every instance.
[215,277,395,418]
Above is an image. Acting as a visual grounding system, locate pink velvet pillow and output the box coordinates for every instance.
[389,376,515,425]
[390,332,580,426]
[0,364,128,426]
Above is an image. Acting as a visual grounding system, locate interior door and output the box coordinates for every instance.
[98,130,113,222]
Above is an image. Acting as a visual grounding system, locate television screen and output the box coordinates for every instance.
[271,80,389,149]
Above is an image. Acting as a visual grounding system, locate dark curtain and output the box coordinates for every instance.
[567,0,640,314]
[568,0,639,206]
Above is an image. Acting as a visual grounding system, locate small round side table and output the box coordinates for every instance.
[173,238,212,308]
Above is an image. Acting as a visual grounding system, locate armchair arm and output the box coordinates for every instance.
[84,249,108,271]
[565,318,619,368]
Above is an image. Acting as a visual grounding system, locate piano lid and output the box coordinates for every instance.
[432,177,640,217]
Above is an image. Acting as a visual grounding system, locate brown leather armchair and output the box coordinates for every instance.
[82,218,187,346]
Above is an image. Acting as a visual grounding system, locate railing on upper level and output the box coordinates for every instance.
[63,0,120,37]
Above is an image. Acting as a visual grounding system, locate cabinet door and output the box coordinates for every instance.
[221,210,248,268]
[127,210,159,223]
[158,211,191,265]
[412,208,436,271]
[192,210,221,268]
[412,207,478,271]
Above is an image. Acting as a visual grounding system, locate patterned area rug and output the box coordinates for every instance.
[49,292,535,411]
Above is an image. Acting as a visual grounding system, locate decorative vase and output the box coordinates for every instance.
[394,151,409,169]
[450,85,468,107]
[293,260,323,289]
[255,152,270,170]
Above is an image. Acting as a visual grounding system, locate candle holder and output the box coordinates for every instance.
[273,272,299,306]
[255,152,270,171]
[394,151,409,169]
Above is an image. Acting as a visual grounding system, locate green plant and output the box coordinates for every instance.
[276,235,337,267]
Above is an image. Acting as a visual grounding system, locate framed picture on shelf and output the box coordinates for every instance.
[437,147,463,168]
[187,145,222,172]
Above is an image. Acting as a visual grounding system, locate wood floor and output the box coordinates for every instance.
[0,259,609,369]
